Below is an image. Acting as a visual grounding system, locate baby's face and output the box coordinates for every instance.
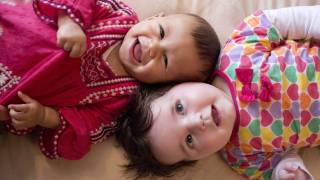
[148,82,236,164]
[119,14,204,83]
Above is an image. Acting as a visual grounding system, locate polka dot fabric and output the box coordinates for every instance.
[217,10,320,179]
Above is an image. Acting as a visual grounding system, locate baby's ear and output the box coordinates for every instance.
[146,12,165,20]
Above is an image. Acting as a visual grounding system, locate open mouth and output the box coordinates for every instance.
[132,39,142,64]
[211,105,220,126]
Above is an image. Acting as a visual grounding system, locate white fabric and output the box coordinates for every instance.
[264,6,320,40]
[272,150,314,180]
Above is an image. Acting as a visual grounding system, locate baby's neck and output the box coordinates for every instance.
[102,43,129,76]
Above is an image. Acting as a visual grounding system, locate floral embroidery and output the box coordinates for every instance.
[33,0,84,27]
[5,123,32,135]
[97,0,136,16]
[80,45,107,83]
[79,84,137,104]
[90,121,118,144]
[0,63,20,94]
[39,113,67,159]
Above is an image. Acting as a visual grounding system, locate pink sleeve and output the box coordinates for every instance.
[33,0,97,28]
[39,96,130,160]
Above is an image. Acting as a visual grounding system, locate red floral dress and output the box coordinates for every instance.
[0,0,139,159]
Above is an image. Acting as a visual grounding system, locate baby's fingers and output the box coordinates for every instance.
[69,39,86,58]
[8,108,26,120]
[17,91,36,104]
[8,103,29,113]
[63,41,73,52]
[69,43,81,58]
[57,36,66,49]
[283,162,299,172]
[79,42,87,57]
[11,118,29,130]
[278,163,299,180]
[279,169,295,180]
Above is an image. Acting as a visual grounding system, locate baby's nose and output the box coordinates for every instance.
[148,39,163,58]
[188,113,205,130]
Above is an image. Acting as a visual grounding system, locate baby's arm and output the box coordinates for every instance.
[264,6,320,40]
[272,150,313,180]
[57,12,87,58]
[8,92,60,130]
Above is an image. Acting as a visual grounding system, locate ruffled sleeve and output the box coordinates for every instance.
[33,0,96,28]
[226,10,282,54]
[219,10,283,74]
[39,96,130,160]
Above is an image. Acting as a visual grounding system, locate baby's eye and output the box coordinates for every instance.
[185,134,193,148]
[175,101,184,114]
[159,24,165,39]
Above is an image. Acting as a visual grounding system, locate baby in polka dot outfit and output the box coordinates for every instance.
[0,0,220,160]
[116,5,320,180]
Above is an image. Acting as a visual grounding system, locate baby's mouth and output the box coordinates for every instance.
[211,105,220,126]
[133,39,142,63]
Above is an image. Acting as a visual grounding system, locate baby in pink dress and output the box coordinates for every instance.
[0,0,220,159]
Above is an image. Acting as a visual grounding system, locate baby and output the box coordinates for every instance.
[116,5,320,180]
[0,0,220,159]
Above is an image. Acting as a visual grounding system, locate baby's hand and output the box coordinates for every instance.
[8,92,45,130]
[0,105,9,121]
[57,14,87,58]
[276,162,309,180]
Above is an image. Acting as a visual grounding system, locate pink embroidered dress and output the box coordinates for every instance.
[0,0,139,159]
[213,10,320,179]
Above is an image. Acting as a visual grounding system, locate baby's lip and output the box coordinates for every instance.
[211,105,220,126]
[129,39,139,65]
[132,39,142,64]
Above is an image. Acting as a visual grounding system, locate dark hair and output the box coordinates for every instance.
[116,83,196,179]
[186,13,221,81]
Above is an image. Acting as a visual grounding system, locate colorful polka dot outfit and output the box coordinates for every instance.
[215,10,320,179]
